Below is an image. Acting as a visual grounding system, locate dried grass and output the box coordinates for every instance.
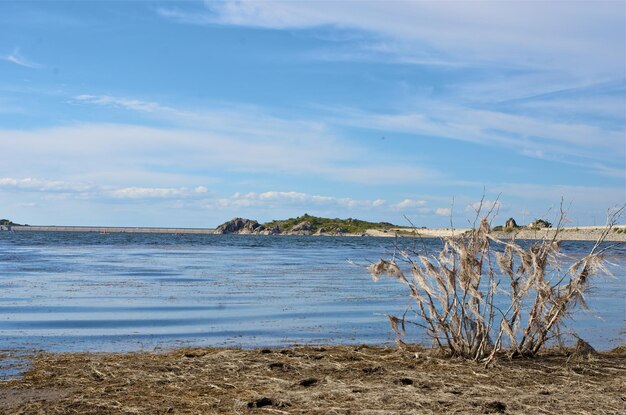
[1,345,625,414]
[370,203,625,362]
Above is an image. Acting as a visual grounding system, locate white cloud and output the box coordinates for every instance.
[67,92,622,183]
[215,190,387,210]
[0,177,211,201]
[158,1,624,76]
[435,207,451,217]
[0,177,395,213]
[259,191,317,202]
[1,48,40,69]
[327,165,435,185]
[106,187,189,199]
[0,177,91,192]
[74,95,182,115]
[330,104,625,170]
[467,200,503,213]
[2,92,441,186]
[489,183,626,208]
[155,1,624,179]
[392,198,427,210]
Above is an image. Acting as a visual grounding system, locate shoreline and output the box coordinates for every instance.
[1,345,624,414]
[2,224,626,241]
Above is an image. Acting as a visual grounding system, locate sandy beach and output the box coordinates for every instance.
[368,226,626,242]
[5,225,626,241]
[1,345,624,414]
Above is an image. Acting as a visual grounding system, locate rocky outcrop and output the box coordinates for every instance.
[318,226,348,235]
[291,221,313,232]
[529,219,552,229]
[215,218,265,234]
[265,225,281,235]
[285,221,312,235]
[290,221,314,235]
[505,218,518,230]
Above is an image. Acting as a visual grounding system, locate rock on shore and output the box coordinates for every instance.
[289,221,313,235]
[214,218,266,234]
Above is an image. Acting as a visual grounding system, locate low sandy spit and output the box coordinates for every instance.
[3,225,216,234]
[489,226,626,242]
[375,226,626,242]
[1,345,624,414]
[4,225,626,241]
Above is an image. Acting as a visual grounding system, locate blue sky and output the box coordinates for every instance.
[0,0,624,228]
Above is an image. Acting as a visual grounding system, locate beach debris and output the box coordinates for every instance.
[568,338,598,361]
[394,378,413,386]
[298,377,318,387]
[362,366,384,374]
[247,397,274,408]
[2,345,623,414]
[482,400,507,413]
[268,362,291,371]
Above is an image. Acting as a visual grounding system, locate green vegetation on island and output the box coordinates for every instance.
[0,219,22,226]
[262,213,397,234]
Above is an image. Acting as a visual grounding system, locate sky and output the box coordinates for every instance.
[0,0,624,228]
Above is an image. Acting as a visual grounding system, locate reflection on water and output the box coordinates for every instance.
[0,232,624,353]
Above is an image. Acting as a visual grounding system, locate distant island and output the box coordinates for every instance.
[214,214,398,235]
[1,215,625,241]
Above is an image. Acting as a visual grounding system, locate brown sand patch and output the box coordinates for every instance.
[1,345,624,414]
[0,388,69,412]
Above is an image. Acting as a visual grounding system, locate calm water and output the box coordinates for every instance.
[0,232,624,353]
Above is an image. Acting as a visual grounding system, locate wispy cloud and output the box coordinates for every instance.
[391,198,427,210]
[212,191,387,210]
[154,1,624,181]
[0,176,397,213]
[106,186,208,199]
[1,48,40,68]
[488,184,626,209]
[0,177,208,198]
[328,104,624,176]
[467,200,503,213]
[0,177,210,201]
[74,95,183,115]
[158,1,624,74]
[435,207,451,217]
[66,95,440,185]
[0,177,91,192]
[64,91,626,184]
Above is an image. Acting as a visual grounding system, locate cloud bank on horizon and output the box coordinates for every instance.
[0,0,623,227]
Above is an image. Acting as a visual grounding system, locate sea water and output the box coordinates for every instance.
[0,232,624,353]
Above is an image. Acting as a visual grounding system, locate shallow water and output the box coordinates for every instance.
[0,232,624,354]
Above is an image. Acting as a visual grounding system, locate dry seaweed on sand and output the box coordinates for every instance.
[1,345,625,414]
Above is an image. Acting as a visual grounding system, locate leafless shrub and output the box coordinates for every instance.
[370,203,625,363]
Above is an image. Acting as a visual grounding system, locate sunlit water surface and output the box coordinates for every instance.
[1,232,624,354]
